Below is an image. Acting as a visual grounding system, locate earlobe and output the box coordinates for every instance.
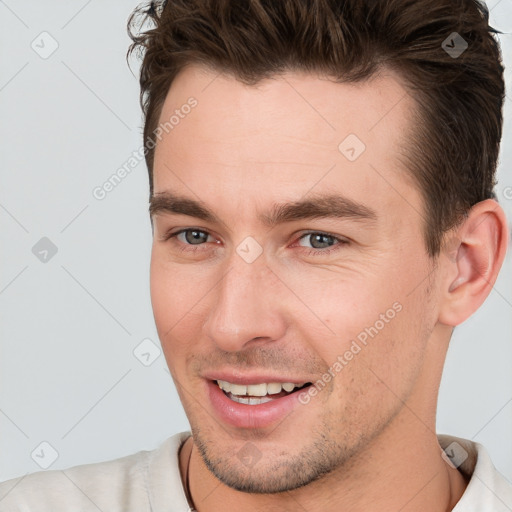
[438,199,509,327]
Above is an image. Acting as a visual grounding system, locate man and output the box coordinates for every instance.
[1,0,511,510]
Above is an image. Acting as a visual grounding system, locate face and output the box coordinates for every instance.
[150,65,442,493]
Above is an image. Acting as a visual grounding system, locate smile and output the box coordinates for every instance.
[216,380,311,405]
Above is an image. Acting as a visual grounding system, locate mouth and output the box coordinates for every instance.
[204,373,316,428]
[215,379,312,405]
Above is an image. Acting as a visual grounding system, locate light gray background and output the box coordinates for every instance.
[0,0,511,484]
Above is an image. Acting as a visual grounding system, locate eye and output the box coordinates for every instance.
[294,231,348,256]
[160,228,218,253]
[298,232,337,249]
[174,229,212,245]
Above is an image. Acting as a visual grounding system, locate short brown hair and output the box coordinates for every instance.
[127,0,505,256]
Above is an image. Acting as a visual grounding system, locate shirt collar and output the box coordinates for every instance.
[438,434,512,511]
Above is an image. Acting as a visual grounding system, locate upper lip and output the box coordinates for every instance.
[203,371,312,385]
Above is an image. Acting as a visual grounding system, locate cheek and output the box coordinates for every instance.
[294,265,427,392]
[150,251,216,367]
[329,293,431,418]
[150,255,195,348]
[150,248,206,318]
[280,267,398,347]
[150,256,174,332]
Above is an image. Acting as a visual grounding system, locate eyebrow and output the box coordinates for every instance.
[149,191,377,228]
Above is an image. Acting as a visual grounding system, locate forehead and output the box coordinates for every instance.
[152,64,420,223]
[158,64,413,140]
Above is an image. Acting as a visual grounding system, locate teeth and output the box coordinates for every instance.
[247,383,267,396]
[230,383,247,395]
[216,380,304,396]
[266,383,282,395]
[230,395,274,405]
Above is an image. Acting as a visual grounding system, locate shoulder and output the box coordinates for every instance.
[0,432,191,512]
[0,448,151,512]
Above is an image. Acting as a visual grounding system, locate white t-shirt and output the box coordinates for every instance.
[0,432,511,511]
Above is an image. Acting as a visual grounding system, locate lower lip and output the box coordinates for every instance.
[206,380,308,429]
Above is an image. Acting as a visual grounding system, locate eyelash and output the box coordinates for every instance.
[160,228,348,257]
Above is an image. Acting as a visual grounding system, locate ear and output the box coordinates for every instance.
[438,199,509,327]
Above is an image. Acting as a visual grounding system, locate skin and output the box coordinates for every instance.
[149,64,508,511]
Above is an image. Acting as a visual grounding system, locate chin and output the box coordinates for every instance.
[192,423,345,494]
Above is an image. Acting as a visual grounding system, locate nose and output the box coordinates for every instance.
[203,254,288,352]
